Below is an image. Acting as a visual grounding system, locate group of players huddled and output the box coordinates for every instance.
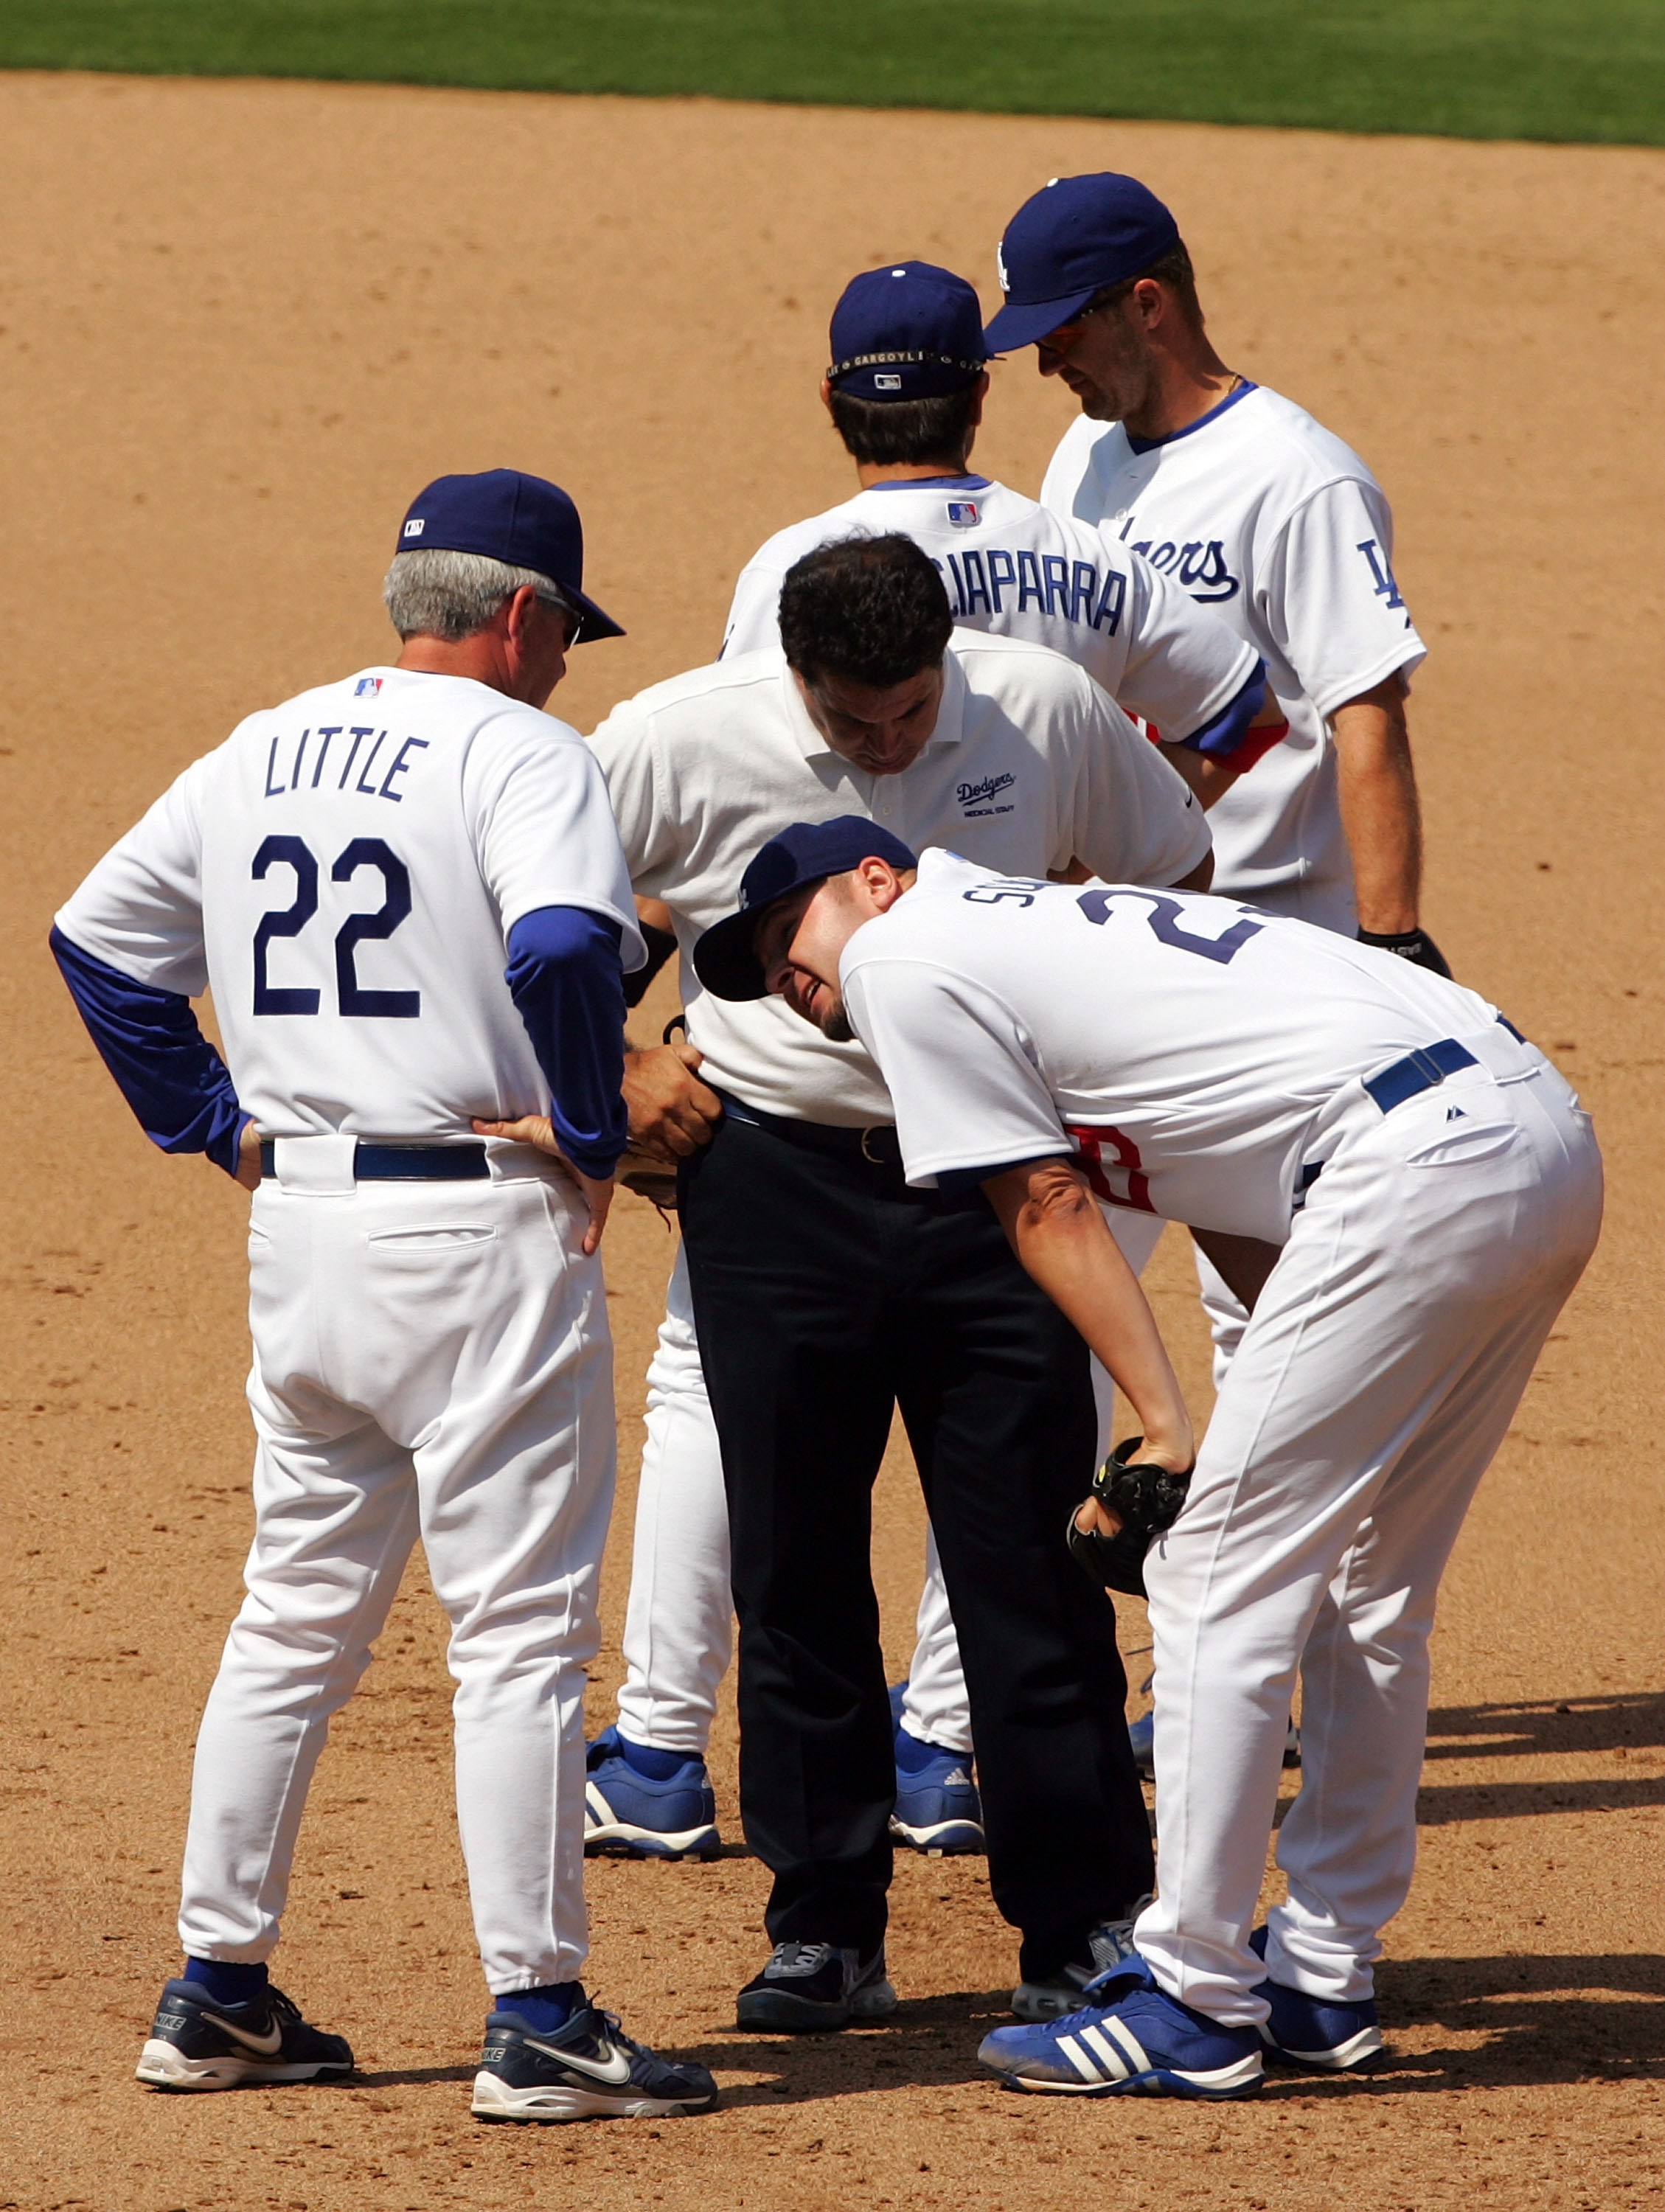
[53,171,1599,2120]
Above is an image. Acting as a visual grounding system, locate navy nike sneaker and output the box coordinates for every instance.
[1248,1925,1385,2070]
[471,1990,718,2122]
[135,1978,354,2091]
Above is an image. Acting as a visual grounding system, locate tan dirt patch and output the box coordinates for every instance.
[0,69,1661,2212]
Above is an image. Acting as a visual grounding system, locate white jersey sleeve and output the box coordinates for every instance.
[463,709,644,959]
[584,695,688,894]
[1116,554,1261,741]
[1058,678,1212,886]
[1262,479,1426,715]
[720,557,789,661]
[841,953,1068,1187]
[55,751,214,992]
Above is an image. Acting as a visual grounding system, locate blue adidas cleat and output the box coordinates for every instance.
[889,1682,983,1854]
[583,1726,720,1861]
[1248,1926,1385,2071]
[979,1960,1263,2100]
[891,1741,984,1854]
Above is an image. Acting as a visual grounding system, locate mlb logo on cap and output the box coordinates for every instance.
[947,501,979,528]
[403,518,425,538]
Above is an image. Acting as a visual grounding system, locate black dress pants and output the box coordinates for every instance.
[679,1108,1153,1981]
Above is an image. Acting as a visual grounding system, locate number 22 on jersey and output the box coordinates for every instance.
[252,835,418,1018]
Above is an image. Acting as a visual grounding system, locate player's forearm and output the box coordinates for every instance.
[1332,683,1423,935]
[504,906,629,1178]
[50,925,249,1176]
[983,1158,1193,1470]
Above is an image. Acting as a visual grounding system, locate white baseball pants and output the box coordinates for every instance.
[614,1210,1165,1759]
[178,1143,616,1996]
[1133,1044,1602,2023]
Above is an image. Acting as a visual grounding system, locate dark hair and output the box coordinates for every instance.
[778,535,954,688]
[827,383,980,468]
[1083,240,1201,329]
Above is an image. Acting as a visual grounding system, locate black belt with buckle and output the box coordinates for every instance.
[259,1140,490,1181]
[715,1091,900,1166]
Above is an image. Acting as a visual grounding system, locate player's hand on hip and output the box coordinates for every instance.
[234,1120,263,1193]
[622,1041,723,1162]
[470,1116,615,1254]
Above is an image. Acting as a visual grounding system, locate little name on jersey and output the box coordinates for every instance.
[262,726,429,804]
[931,547,1127,635]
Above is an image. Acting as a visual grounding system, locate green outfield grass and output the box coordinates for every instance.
[2,0,1661,146]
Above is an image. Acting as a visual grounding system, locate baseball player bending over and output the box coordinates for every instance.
[696,824,1600,2098]
[589,259,1278,1870]
[51,470,717,2124]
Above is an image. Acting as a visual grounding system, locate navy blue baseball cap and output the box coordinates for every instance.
[394,468,624,642]
[827,260,989,400]
[984,173,1181,352]
[693,816,919,1001]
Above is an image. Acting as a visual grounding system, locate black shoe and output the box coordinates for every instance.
[135,1978,354,2092]
[735,1941,897,2032]
[472,1990,719,2122]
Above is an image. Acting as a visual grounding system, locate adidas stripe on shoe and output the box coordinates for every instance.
[979,1964,1262,2101]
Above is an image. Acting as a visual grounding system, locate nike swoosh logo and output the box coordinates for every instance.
[525,2033,633,2086]
[201,2010,285,2056]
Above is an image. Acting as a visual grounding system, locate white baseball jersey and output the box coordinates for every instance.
[721,474,1260,742]
[1042,383,1427,930]
[55,665,644,1137]
[588,633,1210,1127]
[838,850,1509,1240]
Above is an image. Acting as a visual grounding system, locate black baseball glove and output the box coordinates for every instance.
[1357,925,1451,978]
[1066,1436,1194,1598]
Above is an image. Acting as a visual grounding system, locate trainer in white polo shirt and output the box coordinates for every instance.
[706,829,1599,2096]
[591,262,1277,1875]
[588,532,1210,2034]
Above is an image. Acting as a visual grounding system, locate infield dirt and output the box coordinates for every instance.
[1,69,1661,2212]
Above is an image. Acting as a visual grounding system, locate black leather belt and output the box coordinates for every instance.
[259,1140,490,1181]
[715,1091,900,1166]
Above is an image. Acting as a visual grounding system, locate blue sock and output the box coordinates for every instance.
[894,1723,959,1773]
[616,1732,694,1781]
[497,1981,584,2031]
[183,1958,269,2004]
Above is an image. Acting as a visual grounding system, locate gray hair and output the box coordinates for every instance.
[383,547,575,644]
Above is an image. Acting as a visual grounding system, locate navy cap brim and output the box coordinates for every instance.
[982,285,1100,352]
[692,900,789,1003]
[565,583,625,644]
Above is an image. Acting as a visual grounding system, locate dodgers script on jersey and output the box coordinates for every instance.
[838,851,1514,1240]
[587,633,1209,1126]
[55,667,643,1137]
[720,473,1258,742]
[1042,383,1428,929]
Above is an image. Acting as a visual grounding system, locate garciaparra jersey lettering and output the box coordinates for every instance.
[720,473,1258,743]
[54,666,642,1139]
[1042,383,1428,931]
[838,850,1519,1242]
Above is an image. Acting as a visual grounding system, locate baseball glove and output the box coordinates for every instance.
[1066,1436,1193,1598]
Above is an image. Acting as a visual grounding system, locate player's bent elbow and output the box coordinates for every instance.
[1172,852,1214,893]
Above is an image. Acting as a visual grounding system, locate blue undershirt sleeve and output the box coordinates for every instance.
[1176,658,1269,759]
[49,925,250,1177]
[504,905,628,1181]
